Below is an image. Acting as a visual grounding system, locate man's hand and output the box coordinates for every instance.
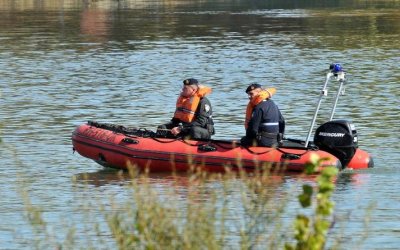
[171,126,182,136]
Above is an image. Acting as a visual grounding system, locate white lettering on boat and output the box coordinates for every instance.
[318,132,345,137]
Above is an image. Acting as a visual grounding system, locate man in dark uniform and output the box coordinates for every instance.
[240,83,285,147]
[158,78,215,140]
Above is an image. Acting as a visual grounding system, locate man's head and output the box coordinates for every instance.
[181,78,199,97]
[245,83,262,99]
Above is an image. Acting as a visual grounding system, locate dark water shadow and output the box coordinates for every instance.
[72,165,335,188]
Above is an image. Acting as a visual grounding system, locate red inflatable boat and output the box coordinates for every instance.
[72,118,372,173]
[72,65,373,173]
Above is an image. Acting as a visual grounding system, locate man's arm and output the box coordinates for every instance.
[246,106,262,139]
[181,98,211,133]
[278,109,285,134]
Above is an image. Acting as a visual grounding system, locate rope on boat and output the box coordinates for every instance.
[87,121,319,157]
[242,140,319,156]
[87,120,157,138]
[275,144,319,160]
[243,146,275,155]
[87,120,196,144]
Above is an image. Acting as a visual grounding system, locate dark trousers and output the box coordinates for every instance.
[158,122,211,140]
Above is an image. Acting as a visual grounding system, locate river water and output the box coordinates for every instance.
[1,0,399,249]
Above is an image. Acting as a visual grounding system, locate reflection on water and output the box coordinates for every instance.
[80,8,110,42]
[73,169,209,188]
[74,168,133,187]
[74,168,291,188]
[1,0,400,10]
[1,0,400,249]
[74,168,376,191]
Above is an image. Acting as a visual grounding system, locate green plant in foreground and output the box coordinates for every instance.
[18,154,340,249]
[105,167,225,250]
[285,154,339,250]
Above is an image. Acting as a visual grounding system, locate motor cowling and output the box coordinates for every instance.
[314,120,358,167]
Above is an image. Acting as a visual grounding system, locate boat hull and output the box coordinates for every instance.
[71,123,358,173]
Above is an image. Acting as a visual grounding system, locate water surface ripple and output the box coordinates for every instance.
[1,1,399,249]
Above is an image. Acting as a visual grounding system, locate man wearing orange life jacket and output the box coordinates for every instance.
[157,78,215,140]
[240,83,285,147]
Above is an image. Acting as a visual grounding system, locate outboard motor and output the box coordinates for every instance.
[314,120,358,167]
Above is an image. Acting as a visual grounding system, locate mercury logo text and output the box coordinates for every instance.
[318,132,345,137]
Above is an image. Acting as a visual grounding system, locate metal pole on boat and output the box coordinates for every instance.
[304,71,334,148]
[329,70,346,121]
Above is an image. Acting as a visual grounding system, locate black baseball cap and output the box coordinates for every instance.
[183,78,198,85]
[245,83,262,93]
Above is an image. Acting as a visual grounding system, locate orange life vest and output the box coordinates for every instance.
[245,88,276,129]
[174,85,212,123]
